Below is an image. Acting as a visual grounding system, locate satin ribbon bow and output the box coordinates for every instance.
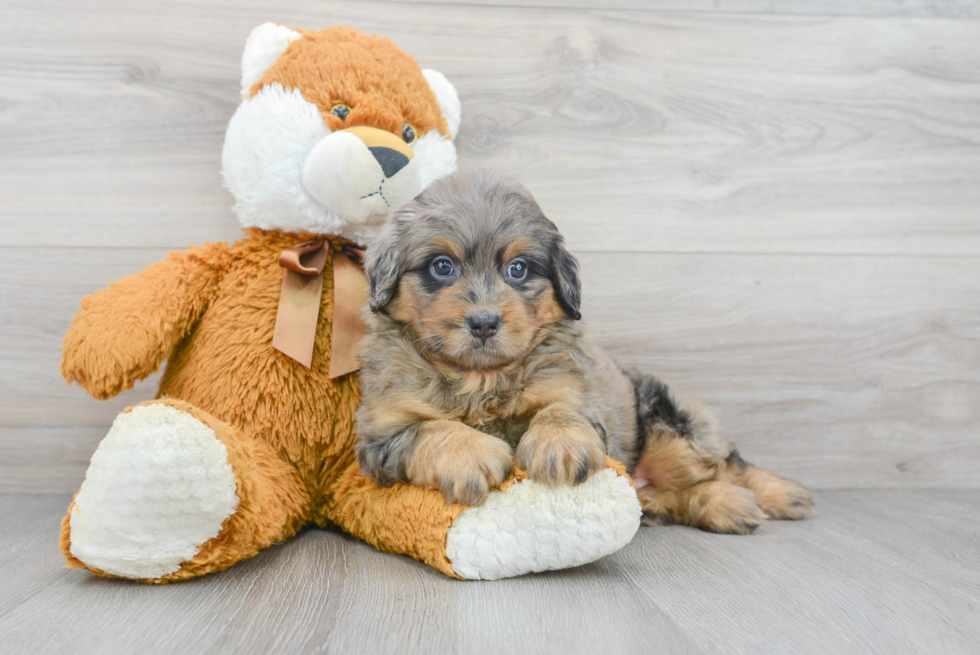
[272,238,369,377]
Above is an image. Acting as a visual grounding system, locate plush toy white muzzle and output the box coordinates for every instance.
[302,126,421,225]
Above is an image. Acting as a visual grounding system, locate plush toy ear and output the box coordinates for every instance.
[240,23,303,99]
[422,69,461,139]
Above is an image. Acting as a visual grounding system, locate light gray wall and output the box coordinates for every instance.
[1,0,978,491]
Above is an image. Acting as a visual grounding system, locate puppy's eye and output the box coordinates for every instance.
[402,124,417,144]
[431,256,455,279]
[506,259,528,283]
[331,104,351,120]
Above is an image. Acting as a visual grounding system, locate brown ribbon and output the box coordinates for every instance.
[272,238,369,377]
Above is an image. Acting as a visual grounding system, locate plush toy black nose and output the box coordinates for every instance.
[466,312,501,342]
[369,146,410,178]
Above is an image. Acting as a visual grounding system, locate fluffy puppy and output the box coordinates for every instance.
[356,169,813,534]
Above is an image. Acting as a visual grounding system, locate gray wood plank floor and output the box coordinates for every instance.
[2,490,978,655]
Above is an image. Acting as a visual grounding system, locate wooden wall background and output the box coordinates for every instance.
[1,0,978,492]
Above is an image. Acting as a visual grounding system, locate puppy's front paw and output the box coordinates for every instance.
[517,405,606,486]
[412,432,514,506]
[438,435,513,506]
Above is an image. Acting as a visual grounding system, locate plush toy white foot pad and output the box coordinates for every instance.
[68,404,239,579]
[445,468,642,580]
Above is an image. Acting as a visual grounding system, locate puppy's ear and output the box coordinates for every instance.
[364,214,412,312]
[550,237,582,320]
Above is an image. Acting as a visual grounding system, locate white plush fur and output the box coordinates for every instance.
[422,69,461,139]
[68,404,239,579]
[413,128,458,192]
[302,130,421,225]
[240,23,302,98]
[446,469,642,580]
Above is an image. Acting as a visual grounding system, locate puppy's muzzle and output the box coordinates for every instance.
[302,125,420,225]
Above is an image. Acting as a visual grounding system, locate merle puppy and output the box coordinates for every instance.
[355,169,812,533]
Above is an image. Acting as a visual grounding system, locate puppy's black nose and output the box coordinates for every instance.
[466,312,501,342]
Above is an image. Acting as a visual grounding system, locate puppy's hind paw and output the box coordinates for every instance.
[694,482,766,535]
[742,468,814,520]
[760,483,814,521]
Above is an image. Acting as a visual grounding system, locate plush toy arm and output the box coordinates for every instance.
[61,242,231,400]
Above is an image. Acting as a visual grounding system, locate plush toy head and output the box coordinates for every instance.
[222,24,461,243]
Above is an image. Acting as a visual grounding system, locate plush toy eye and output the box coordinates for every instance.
[431,256,455,279]
[402,124,417,144]
[507,259,528,282]
[331,104,351,120]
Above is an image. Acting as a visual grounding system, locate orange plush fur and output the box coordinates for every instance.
[253,27,450,138]
[61,230,468,581]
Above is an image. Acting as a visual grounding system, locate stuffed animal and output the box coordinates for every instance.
[58,23,641,583]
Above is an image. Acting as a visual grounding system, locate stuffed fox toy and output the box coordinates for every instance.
[58,24,641,582]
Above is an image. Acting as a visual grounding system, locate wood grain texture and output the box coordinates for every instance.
[1,1,979,254]
[581,252,980,489]
[379,0,980,18]
[1,0,978,492]
[2,490,978,655]
[2,247,977,492]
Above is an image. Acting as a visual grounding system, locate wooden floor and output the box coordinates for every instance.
[2,490,978,655]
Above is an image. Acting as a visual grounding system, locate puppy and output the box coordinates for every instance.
[355,169,813,534]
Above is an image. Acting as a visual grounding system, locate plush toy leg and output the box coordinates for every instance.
[60,398,310,583]
[325,458,641,580]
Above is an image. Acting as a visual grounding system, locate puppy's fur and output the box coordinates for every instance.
[356,169,813,533]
